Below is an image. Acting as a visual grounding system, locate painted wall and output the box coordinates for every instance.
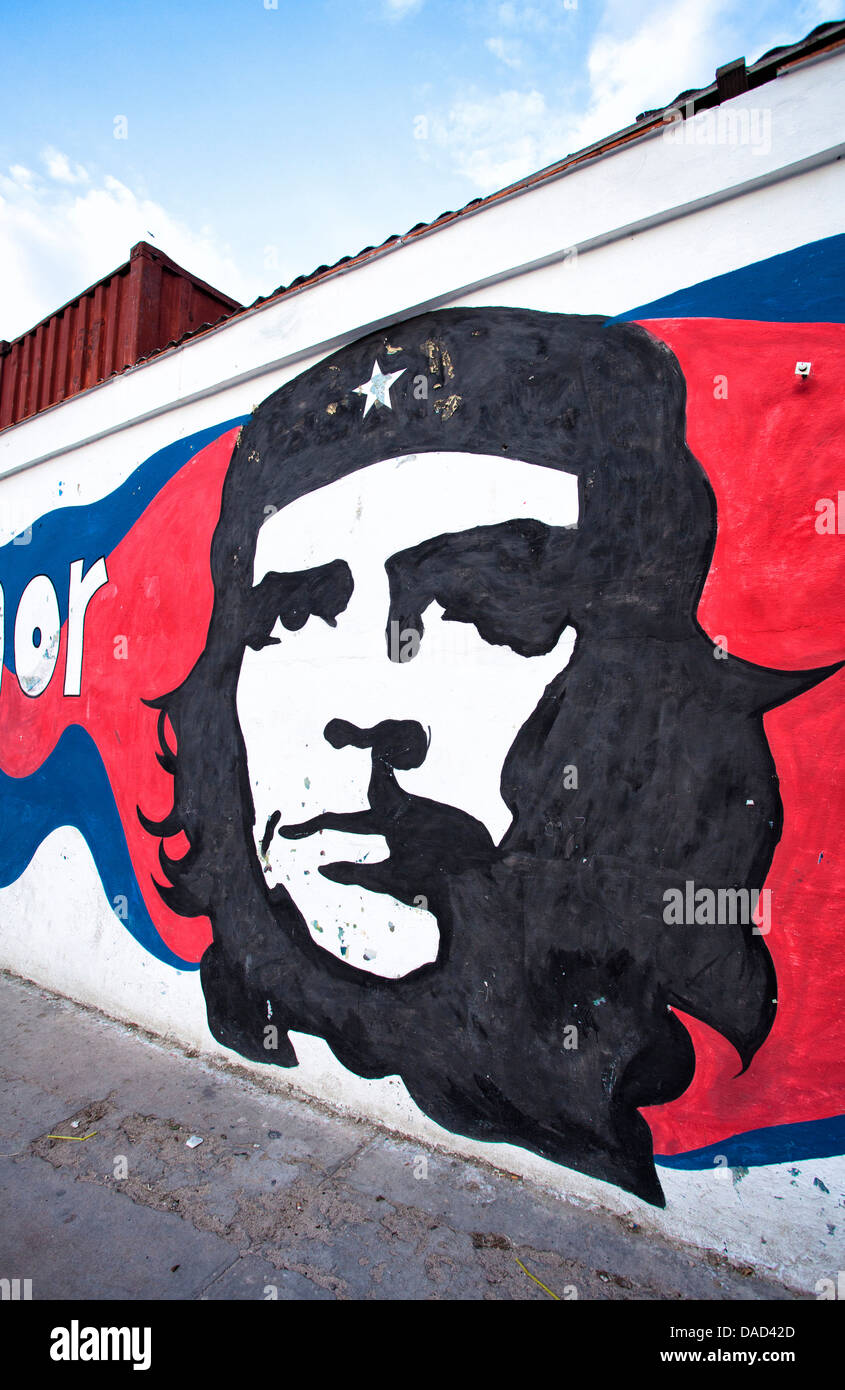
[1,53,844,1290]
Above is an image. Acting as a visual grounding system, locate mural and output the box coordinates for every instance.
[1,237,843,1206]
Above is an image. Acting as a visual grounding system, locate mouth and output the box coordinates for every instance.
[275,810,418,901]
[272,795,498,901]
[278,808,383,841]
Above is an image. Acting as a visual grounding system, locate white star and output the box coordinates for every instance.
[353,359,406,417]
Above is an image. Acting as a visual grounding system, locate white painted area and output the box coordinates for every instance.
[251,452,579,580]
[241,453,578,975]
[0,828,206,1045]
[1,45,844,1280]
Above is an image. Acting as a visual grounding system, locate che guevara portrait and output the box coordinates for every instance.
[143,307,832,1205]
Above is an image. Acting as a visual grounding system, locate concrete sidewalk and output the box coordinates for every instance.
[0,970,801,1301]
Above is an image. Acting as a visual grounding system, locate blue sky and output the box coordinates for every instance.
[0,0,840,340]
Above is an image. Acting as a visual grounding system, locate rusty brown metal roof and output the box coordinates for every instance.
[0,241,242,431]
[3,18,843,432]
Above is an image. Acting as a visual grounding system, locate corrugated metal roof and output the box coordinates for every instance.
[0,242,242,430]
[3,18,843,429]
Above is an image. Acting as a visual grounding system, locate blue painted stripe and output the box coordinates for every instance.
[613,234,845,324]
[0,416,247,675]
[656,1112,845,1170]
[0,724,196,969]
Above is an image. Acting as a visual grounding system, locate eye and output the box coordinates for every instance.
[386,521,575,662]
[246,561,353,650]
[248,603,333,651]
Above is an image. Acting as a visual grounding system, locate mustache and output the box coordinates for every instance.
[272,793,498,898]
[278,808,389,840]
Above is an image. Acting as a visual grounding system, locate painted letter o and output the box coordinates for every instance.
[15,575,61,697]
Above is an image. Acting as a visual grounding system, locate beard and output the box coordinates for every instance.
[204,781,697,1208]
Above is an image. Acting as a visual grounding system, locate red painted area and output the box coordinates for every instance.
[0,428,238,960]
[638,320,845,1152]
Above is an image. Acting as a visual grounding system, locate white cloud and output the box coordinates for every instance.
[9,164,36,187]
[486,36,523,68]
[794,0,843,30]
[428,89,549,190]
[0,160,261,342]
[426,0,746,192]
[583,0,735,141]
[42,146,89,185]
[496,1,579,33]
[384,0,424,16]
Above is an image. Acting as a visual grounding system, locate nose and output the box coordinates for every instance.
[324,718,428,771]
